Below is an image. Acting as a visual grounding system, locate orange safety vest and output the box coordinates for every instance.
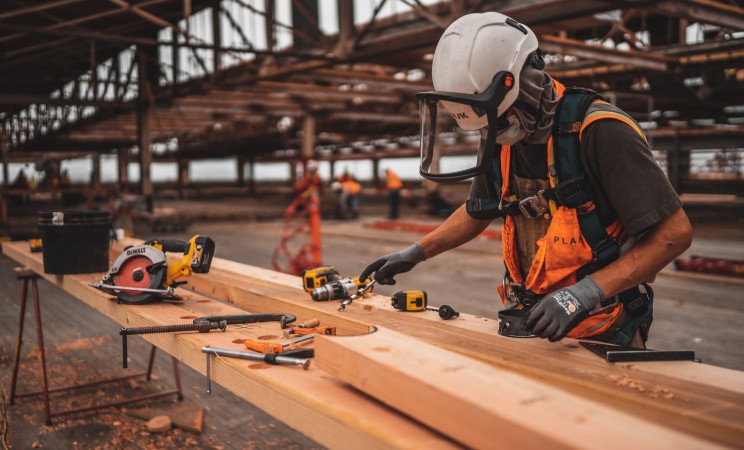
[500,80,647,339]
[386,171,403,190]
[342,179,361,195]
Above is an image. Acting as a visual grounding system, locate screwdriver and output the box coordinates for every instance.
[338,279,377,311]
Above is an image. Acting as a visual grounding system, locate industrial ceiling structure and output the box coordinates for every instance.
[1,0,743,213]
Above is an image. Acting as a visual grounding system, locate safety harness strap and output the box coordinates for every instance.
[551,88,621,267]
[466,153,505,219]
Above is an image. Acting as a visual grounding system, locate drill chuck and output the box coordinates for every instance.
[311,277,358,301]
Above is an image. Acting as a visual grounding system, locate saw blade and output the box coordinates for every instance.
[114,255,166,304]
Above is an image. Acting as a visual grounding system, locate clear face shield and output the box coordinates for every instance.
[418,71,515,183]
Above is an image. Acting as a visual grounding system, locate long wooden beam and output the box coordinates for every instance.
[158,240,744,449]
[315,327,725,450]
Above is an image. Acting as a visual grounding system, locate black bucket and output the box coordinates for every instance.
[38,210,112,274]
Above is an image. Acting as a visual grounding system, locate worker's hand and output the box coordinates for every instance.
[526,276,606,342]
[360,243,426,285]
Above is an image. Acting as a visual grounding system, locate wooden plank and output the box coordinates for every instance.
[107,238,744,448]
[1,241,459,450]
[315,327,725,450]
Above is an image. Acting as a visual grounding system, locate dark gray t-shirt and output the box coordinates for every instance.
[472,116,681,237]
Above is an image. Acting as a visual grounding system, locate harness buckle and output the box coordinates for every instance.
[592,237,620,262]
[553,178,588,208]
[518,196,548,219]
[503,277,543,309]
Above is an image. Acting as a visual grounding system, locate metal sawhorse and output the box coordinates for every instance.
[8,267,183,425]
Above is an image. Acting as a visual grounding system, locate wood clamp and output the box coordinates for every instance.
[193,313,297,329]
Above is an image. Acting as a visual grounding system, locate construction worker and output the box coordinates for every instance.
[334,173,362,219]
[343,174,362,219]
[361,13,692,348]
[292,160,321,214]
[384,168,403,219]
[294,160,321,199]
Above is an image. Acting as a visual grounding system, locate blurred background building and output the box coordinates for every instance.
[1,0,743,238]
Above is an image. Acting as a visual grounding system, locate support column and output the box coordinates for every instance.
[336,0,354,58]
[212,0,221,72]
[117,148,128,192]
[91,153,100,190]
[177,159,189,200]
[136,93,153,212]
[1,132,9,230]
[237,157,245,187]
[248,157,256,196]
[265,0,274,53]
[302,114,316,163]
[289,161,297,186]
[90,40,98,99]
[297,114,316,187]
[329,160,335,181]
[137,39,158,213]
[172,24,180,91]
[291,0,321,49]
[372,158,380,186]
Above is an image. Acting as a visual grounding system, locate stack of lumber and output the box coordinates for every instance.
[3,238,743,449]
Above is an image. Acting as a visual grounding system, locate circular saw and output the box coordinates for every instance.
[90,235,215,304]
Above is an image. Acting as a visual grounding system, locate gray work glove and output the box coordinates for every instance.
[526,276,606,342]
[360,243,426,285]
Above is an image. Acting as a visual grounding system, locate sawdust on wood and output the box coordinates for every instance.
[609,374,675,399]
[257,335,279,340]
[248,363,271,370]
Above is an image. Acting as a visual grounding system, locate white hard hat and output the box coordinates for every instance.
[432,12,539,130]
[306,159,318,173]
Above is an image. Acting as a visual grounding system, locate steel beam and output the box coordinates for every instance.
[540,35,672,72]
[0,22,334,60]
[0,0,84,20]
[0,0,170,47]
[656,0,744,32]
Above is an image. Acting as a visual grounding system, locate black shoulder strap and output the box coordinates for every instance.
[552,87,620,272]
[465,148,504,220]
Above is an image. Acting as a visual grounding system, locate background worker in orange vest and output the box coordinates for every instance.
[336,172,362,219]
[361,12,692,348]
[384,168,403,219]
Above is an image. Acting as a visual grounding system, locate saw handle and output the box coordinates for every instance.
[146,239,190,254]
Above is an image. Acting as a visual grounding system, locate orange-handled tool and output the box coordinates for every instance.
[244,334,315,354]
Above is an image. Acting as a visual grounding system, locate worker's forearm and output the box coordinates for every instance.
[417,204,493,259]
[592,207,692,297]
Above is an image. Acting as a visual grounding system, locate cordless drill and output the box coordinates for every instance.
[302,266,340,292]
[311,277,373,301]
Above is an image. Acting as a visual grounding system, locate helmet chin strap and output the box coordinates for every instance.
[494,112,529,145]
